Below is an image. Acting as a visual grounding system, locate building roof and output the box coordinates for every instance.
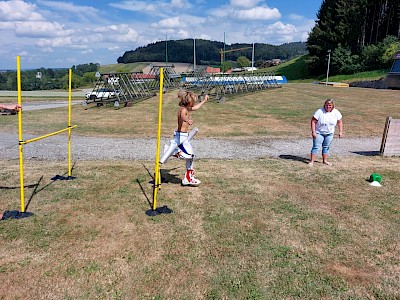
[205,66,220,73]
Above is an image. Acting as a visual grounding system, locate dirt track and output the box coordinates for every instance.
[0,131,381,162]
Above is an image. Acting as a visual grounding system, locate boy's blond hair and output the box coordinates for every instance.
[178,90,198,107]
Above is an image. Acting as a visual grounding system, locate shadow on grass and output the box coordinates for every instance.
[136,178,152,209]
[352,151,381,156]
[279,154,309,164]
[0,162,77,212]
[141,163,181,185]
[138,163,175,216]
[160,168,181,184]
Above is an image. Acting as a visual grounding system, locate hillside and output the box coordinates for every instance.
[97,54,388,85]
[99,62,149,74]
[117,39,307,66]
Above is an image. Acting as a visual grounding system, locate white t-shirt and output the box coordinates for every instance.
[313,108,342,134]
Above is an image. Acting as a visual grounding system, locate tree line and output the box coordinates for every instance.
[307,0,400,75]
[0,63,99,91]
[117,39,307,66]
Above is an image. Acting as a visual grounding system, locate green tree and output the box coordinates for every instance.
[220,61,232,73]
[361,44,382,70]
[381,36,400,65]
[6,72,17,90]
[82,72,97,85]
[307,0,400,75]
[237,56,251,68]
[331,44,361,74]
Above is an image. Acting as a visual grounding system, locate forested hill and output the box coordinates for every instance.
[117,39,307,65]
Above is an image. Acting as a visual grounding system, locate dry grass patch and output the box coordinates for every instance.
[1,156,399,299]
[1,83,400,139]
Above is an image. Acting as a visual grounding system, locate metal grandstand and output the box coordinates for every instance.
[83,65,181,107]
[181,70,282,98]
[84,66,282,108]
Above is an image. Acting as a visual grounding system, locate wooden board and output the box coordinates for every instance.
[380,117,400,156]
[319,81,349,87]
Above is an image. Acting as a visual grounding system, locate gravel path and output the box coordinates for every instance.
[14,101,82,111]
[0,92,383,161]
[0,132,381,161]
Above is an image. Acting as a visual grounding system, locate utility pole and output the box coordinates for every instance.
[193,29,196,70]
[223,32,226,63]
[251,30,255,73]
[326,49,331,85]
[165,34,168,65]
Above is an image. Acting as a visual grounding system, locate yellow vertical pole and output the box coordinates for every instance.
[152,68,164,210]
[68,69,72,177]
[17,56,25,213]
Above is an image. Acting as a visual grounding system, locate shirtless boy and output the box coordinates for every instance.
[174,91,208,186]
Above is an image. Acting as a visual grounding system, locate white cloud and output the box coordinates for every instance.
[208,7,229,18]
[18,50,28,56]
[108,45,120,51]
[109,1,155,13]
[231,6,281,21]
[14,21,74,38]
[230,0,261,9]
[176,29,189,39]
[41,47,54,52]
[158,17,181,28]
[109,0,191,15]
[288,13,304,21]
[115,28,138,42]
[93,24,139,43]
[262,21,296,34]
[255,21,306,44]
[35,36,74,47]
[171,0,191,9]
[198,33,211,40]
[37,0,98,14]
[0,21,15,30]
[81,49,94,54]
[0,0,43,21]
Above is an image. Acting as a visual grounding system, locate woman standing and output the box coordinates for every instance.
[309,98,343,166]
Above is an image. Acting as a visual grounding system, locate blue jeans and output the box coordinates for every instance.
[311,133,333,155]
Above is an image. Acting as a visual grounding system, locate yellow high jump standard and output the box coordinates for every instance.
[17,56,77,213]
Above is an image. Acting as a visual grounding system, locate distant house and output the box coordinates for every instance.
[205,66,220,74]
[131,73,156,82]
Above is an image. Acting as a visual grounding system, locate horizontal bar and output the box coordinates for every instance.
[20,125,77,145]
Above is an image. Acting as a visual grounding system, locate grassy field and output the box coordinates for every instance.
[265,54,388,83]
[1,83,400,139]
[1,84,400,299]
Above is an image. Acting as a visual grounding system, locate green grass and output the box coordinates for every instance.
[327,70,388,83]
[1,82,400,299]
[2,157,399,299]
[271,55,314,81]
[255,54,388,83]
[99,62,150,73]
[2,83,399,139]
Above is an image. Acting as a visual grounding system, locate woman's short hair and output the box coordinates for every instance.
[178,90,198,107]
[324,98,335,109]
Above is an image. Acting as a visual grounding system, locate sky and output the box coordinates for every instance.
[0,0,321,70]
